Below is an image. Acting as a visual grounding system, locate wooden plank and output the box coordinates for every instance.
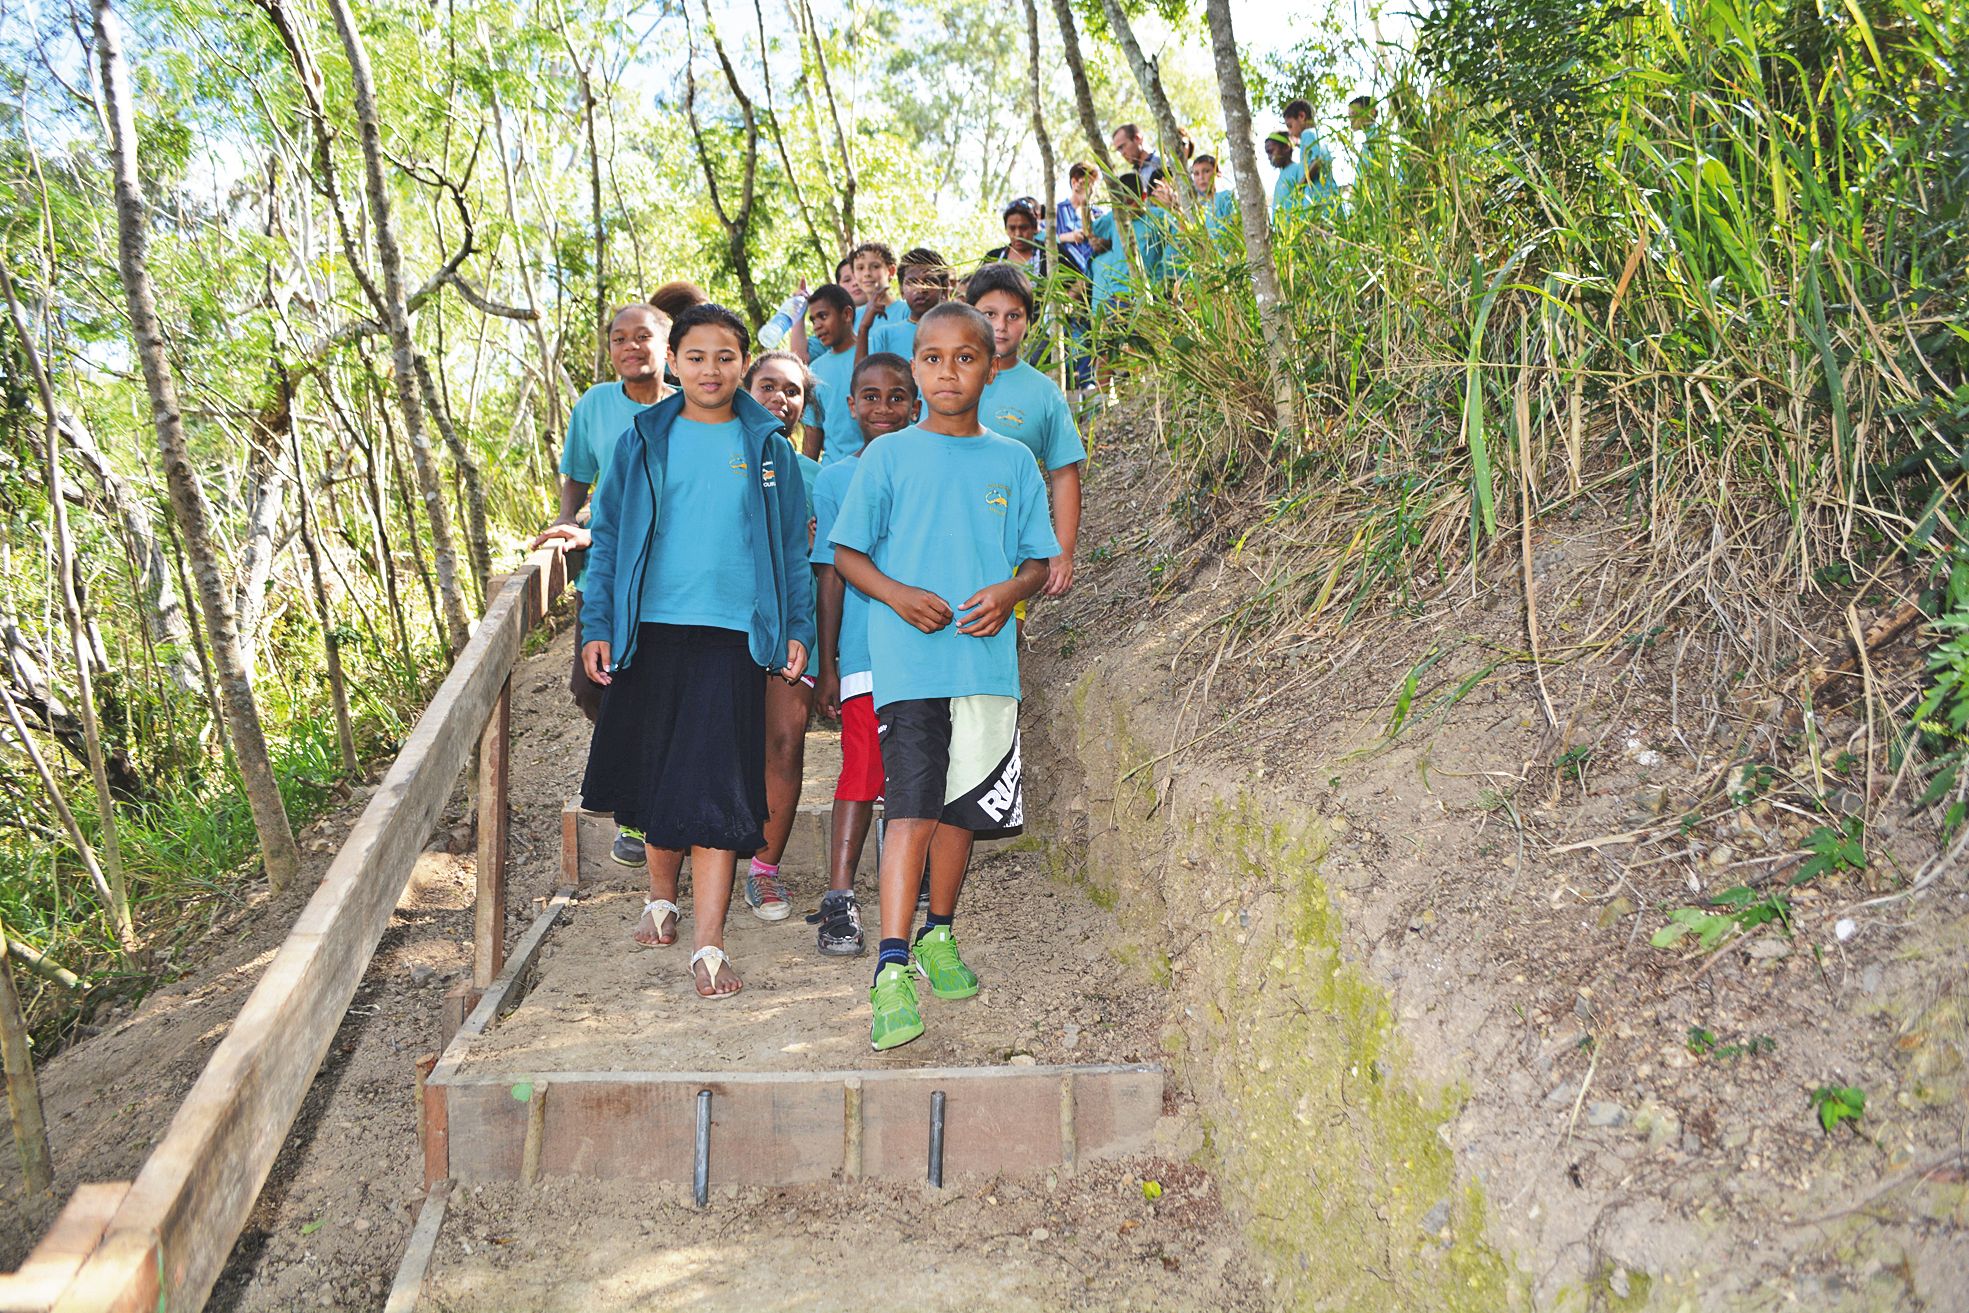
[427,1064,1163,1186]
[0,1183,128,1313]
[471,676,511,990]
[52,551,564,1313]
[559,800,580,886]
[380,1181,449,1313]
[431,891,572,1085]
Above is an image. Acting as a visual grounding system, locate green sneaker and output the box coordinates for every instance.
[911,926,980,1000]
[869,963,925,1051]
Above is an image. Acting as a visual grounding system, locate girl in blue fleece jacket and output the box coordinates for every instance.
[579,303,816,999]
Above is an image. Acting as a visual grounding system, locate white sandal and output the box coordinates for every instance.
[634,899,681,947]
[690,945,742,999]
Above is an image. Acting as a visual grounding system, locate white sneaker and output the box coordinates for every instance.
[745,868,791,921]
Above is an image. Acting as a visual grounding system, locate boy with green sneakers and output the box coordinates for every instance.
[806,352,918,956]
[829,303,1060,1050]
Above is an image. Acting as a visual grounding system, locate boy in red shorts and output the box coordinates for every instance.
[806,352,918,955]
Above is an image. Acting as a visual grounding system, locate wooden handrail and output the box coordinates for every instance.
[1,548,567,1313]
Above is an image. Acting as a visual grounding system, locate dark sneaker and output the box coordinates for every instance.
[610,829,647,867]
[808,890,865,957]
[744,867,791,921]
[916,868,931,912]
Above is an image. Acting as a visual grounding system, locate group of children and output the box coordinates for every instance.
[538,253,1083,1052]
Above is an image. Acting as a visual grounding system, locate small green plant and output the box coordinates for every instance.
[1554,744,1592,787]
[1687,1027,1776,1060]
[1810,1084,1866,1134]
[1729,762,1778,806]
[1651,886,1791,951]
[1794,817,1866,884]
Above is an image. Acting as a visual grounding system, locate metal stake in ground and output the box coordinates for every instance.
[928,1089,947,1188]
[694,1089,712,1207]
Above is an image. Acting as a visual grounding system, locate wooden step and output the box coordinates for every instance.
[562,798,878,887]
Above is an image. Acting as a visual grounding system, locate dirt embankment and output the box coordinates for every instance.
[1017,413,1967,1310]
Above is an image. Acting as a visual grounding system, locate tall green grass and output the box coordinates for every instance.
[1125,0,1964,638]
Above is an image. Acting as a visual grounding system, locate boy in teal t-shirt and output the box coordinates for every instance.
[967,261,1087,605]
[860,246,950,366]
[830,304,1059,1051]
[807,351,917,958]
[800,282,862,460]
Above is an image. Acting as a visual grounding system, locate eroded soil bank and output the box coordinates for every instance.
[1015,420,1968,1311]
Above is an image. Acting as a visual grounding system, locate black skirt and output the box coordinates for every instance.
[581,623,767,853]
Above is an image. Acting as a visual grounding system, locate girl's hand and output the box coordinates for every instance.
[582,640,613,685]
[1044,555,1074,597]
[956,581,1019,637]
[780,640,809,682]
[893,587,954,633]
[530,521,592,552]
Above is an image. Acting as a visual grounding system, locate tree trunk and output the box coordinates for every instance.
[326,0,475,654]
[751,0,831,268]
[1096,0,1198,208]
[1048,0,1116,173]
[231,451,283,679]
[413,353,491,599]
[93,0,301,891]
[579,62,608,380]
[0,682,125,942]
[1021,0,1063,373]
[688,7,767,325]
[1201,0,1298,432]
[795,0,856,247]
[288,390,358,776]
[1049,0,1137,270]
[0,260,137,951]
[0,931,52,1199]
[482,65,563,436]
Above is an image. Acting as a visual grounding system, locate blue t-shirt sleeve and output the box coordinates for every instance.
[810,468,842,566]
[1040,388,1088,469]
[560,406,600,484]
[1013,454,1061,564]
[828,448,890,557]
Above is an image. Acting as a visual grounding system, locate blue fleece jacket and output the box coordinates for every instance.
[580,390,816,674]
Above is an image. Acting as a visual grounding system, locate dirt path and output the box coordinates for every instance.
[3,615,1264,1311]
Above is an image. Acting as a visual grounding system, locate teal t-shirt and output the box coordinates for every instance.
[637,418,756,633]
[796,452,821,526]
[870,317,918,360]
[808,344,861,460]
[808,457,872,682]
[1205,187,1238,235]
[561,382,654,486]
[1272,161,1307,215]
[853,301,910,332]
[828,426,1060,707]
[1090,210,1128,308]
[978,361,1086,472]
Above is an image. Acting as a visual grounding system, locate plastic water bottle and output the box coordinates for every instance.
[757,290,809,350]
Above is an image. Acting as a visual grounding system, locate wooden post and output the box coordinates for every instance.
[0,936,53,1196]
[472,676,511,990]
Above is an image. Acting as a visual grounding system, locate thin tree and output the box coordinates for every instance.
[1048,0,1116,174]
[0,929,52,1198]
[793,0,855,247]
[326,0,475,652]
[1201,0,1298,432]
[0,259,136,950]
[92,0,302,891]
[751,0,831,268]
[1021,0,1064,372]
[1096,0,1197,207]
[286,379,358,776]
[686,3,768,325]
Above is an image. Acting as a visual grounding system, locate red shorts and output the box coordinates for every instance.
[835,693,886,802]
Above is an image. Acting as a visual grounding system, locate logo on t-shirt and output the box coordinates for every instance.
[983,483,1009,515]
[991,406,1028,431]
[730,454,751,475]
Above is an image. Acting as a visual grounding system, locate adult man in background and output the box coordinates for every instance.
[1110,122,1165,190]
[530,303,670,867]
